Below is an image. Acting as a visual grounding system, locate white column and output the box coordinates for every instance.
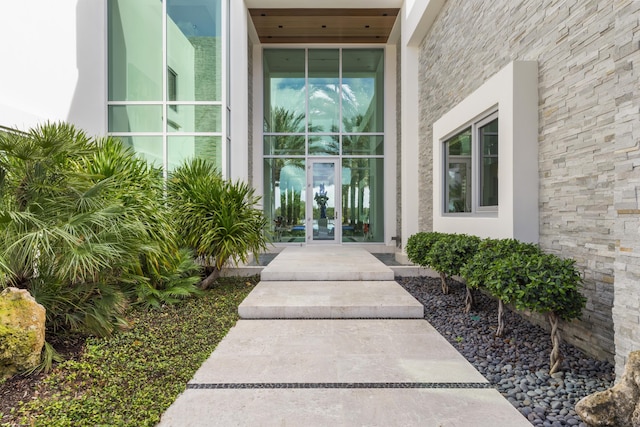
[229,0,249,181]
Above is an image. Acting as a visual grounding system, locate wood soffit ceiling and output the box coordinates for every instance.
[249,9,399,44]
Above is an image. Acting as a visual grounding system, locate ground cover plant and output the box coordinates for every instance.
[0,276,258,427]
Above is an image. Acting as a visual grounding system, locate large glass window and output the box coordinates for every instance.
[108,0,224,174]
[263,48,385,243]
[443,113,498,214]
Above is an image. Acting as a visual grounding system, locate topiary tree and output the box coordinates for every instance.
[427,233,481,296]
[484,251,586,374]
[406,232,446,267]
[461,238,540,318]
[168,159,269,290]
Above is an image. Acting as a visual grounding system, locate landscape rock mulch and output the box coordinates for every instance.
[398,276,614,427]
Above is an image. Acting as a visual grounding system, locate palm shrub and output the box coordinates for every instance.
[86,138,202,306]
[168,159,269,289]
[427,233,481,298]
[461,238,541,326]
[406,232,446,268]
[0,123,143,336]
[483,251,586,374]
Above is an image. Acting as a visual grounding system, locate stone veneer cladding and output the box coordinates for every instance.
[418,0,640,369]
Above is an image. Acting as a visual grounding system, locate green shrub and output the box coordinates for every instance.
[484,252,585,320]
[427,233,481,294]
[0,123,143,336]
[460,238,541,291]
[87,138,202,307]
[406,232,446,267]
[168,159,269,289]
[483,251,586,373]
[0,124,202,341]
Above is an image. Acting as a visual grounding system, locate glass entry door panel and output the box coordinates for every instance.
[308,160,339,242]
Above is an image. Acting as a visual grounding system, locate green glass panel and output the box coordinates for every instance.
[481,157,499,207]
[263,159,306,243]
[264,135,305,156]
[264,49,305,133]
[309,135,339,155]
[166,105,221,132]
[343,135,384,156]
[308,49,339,133]
[480,117,499,206]
[167,0,222,101]
[117,136,163,167]
[168,135,221,171]
[446,128,472,156]
[446,161,472,213]
[342,49,384,133]
[341,158,384,243]
[108,105,163,132]
[481,118,499,155]
[108,0,162,101]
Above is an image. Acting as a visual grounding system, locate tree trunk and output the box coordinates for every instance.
[496,299,505,337]
[464,286,474,313]
[548,312,563,375]
[439,272,449,294]
[199,267,221,290]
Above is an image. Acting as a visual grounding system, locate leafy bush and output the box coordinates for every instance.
[0,123,143,335]
[483,251,586,373]
[168,159,269,289]
[427,233,481,294]
[0,123,201,339]
[484,252,585,320]
[86,138,202,306]
[406,232,446,267]
[460,238,541,291]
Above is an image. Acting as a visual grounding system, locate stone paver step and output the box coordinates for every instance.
[238,281,424,319]
[158,319,530,426]
[261,246,394,281]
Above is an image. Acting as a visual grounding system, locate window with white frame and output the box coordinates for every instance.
[444,112,498,214]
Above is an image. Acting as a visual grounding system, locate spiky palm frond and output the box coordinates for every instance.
[168,158,269,289]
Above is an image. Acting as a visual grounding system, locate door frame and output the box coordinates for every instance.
[306,157,341,244]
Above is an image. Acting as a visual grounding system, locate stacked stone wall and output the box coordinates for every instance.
[418,0,640,366]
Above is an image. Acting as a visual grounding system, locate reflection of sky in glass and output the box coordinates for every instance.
[270,78,376,130]
[271,78,305,117]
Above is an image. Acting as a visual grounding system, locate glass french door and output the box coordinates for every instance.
[307,159,340,243]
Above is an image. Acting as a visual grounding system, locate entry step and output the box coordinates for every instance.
[239,281,424,319]
[260,246,394,281]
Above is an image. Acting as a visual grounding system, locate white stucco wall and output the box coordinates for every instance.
[432,61,539,242]
[0,0,106,135]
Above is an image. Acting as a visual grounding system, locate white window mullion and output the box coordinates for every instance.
[161,0,168,179]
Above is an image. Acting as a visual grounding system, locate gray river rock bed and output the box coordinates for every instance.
[398,276,614,427]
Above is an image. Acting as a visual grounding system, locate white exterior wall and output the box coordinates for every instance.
[432,61,539,242]
[0,0,106,135]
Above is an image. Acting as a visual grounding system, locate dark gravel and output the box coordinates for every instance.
[397,276,614,427]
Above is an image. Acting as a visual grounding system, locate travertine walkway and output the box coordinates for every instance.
[158,246,529,426]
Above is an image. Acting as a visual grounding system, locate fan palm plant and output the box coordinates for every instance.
[0,123,143,335]
[168,159,269,289]
[0,123,202,337]
[86,137,202,306]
